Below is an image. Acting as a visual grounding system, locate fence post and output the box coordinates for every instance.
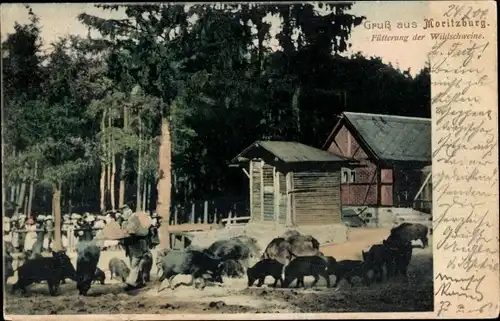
[228,210,233,227]
[214,206,218,224]
[190,203,195,223]
[173,206,178,225]
[204,201,208,223]
[69,227,74,252]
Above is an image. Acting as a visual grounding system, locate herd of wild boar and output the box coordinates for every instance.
[3,222,429,296]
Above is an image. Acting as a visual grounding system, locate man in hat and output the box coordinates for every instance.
[120,205,133,221]
[149,212,161,249]
[120,211,152,291]
[25,216,41,258]
[115,212,123,227]
[71,213,81,226]
[105,213,114,224]
[13,215,25,251]
[30,215,46,254]
[45,216,56,251]
[77,214,95,242]
[94,216,106,230]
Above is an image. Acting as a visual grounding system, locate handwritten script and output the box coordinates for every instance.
[430,2,499,318]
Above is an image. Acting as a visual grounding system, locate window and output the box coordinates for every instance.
[342,170,349,183]
[350,171,356,183]
[341,168,356,183]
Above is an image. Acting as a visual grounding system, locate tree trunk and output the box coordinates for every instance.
[100,162,106,213]
[27,160,37,216]
[15,180,27,214]
[142,178,147,212]
[52,182,62,251]
[15,183,21,206]
[143,142,152,212]
[10,184,16,203]
[8,148,15,203]
[68,182,72,214]
[100,111,107,213]
[157,117,172,249]
[110,154,116,211]
[119,156,126,208]
[146,181,152,213]
[118,105,128,209]
[292,85,301,139]
[23,193,29,216]
[136,118,142,212]
[106,110,112,211]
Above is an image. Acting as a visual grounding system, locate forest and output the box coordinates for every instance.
[2,3,430,223]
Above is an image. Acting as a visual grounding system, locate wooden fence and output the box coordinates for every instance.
[5,197,250,252]
[169,197,249,225]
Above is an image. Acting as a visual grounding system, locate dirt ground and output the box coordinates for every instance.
[4,227,433,315]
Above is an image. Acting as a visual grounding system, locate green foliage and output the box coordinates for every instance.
[4,3,431,211]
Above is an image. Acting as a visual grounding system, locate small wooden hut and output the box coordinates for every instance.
[230,141,353,226]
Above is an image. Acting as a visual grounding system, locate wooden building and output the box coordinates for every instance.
[230,141,352,226]
[413,165,432,213]
[322,112,431,210]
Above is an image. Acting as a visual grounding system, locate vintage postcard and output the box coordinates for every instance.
[1,1,498,319]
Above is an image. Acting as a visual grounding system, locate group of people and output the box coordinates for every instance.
[3,214,55,253]
[3,205,162,257]
[4,205,164,296]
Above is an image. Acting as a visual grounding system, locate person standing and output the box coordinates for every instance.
[71,213,82,249]
[30,215,46,257]
[120,211,151,291]
[10,216,19,251]
[16,215,27,252]
[4,216,12,243]
[23,217,37,254]
[44,216,55,252]
[149,212,161,250]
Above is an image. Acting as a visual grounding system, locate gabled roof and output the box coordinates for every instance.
[231,140,350,164]
[324,112,431,162]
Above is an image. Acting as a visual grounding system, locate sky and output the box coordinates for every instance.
[1,2,429,74]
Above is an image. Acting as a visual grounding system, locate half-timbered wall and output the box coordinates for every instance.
[328,124,380,206]
[327,124,369,159]
[381,168,393,205]
[292,171,341,225]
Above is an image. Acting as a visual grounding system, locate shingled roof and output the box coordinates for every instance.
[232,140,349,164]
[338,112,431,162]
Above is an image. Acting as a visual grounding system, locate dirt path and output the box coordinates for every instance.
[320,227,393,260]
[4,227,433,315]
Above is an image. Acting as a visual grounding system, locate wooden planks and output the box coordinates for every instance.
[278,171,287,224]
[251,160,262,222]
[167,223,215,232]
[292,171,341,225]
[262,163,275,222]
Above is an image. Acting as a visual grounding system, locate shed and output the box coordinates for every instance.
[230,141,353,226]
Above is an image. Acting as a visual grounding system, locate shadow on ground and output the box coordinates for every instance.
[4,230,433,314]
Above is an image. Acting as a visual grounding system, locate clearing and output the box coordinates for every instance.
[4,227,433,315]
